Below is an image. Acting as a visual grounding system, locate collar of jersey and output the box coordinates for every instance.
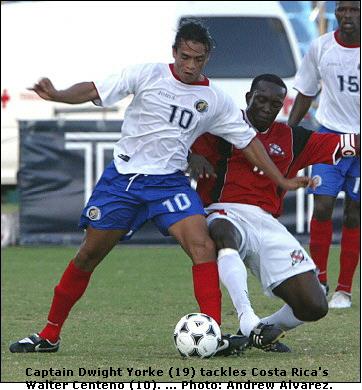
[334,30,360,48]
[168,64,210,86]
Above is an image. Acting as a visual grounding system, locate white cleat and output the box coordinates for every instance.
[328,291,352,309]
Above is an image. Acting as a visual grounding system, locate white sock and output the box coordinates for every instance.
[218,248,260,336]
[261,304,304,331]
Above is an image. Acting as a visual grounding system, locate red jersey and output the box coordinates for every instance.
[192,117,342,217]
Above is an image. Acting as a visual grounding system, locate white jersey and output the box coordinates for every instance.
[294,31,360,134]
[93,63,256,175]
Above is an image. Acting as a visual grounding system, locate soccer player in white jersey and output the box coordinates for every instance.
[10,20,311,354]
[288,1,360,309]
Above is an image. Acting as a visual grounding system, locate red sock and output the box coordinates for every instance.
[39,260,92,342]
[310,218,333,284]
[336,226,360,294]
[192,261,222,325]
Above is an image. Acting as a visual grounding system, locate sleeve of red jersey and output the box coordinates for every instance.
[299,132,358,168]
[190,133,220,162]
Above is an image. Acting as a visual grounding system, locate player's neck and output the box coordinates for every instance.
[169,63,208,85]
[335,29,360,47]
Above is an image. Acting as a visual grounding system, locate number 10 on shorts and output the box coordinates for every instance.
[162,193,191,212]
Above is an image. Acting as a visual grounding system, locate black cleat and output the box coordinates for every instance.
[237,324,287,351]
[267,341,291,353]
[9,333,60,353]
[249,323,285,351]
[237,328,291,353]
[214,334,250,356]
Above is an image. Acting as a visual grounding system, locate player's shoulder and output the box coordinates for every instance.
[314,31,336,49]
[270,121,291,133]
[305,32,335,61]
[208,80,227,96]
[127,62,168,75]
[208,81,237,107]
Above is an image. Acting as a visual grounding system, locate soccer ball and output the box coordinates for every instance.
[173,313,221,358]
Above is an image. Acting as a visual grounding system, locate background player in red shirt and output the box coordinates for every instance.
[189,74,359,352]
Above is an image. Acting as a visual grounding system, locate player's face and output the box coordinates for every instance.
[172,40,209,84]
[246,81,286,132]
[335,1,360,35]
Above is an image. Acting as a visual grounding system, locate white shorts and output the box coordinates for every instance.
[205,203,316,297]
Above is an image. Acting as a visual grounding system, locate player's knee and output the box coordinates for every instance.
[343,213,360,228]
[294,298,328,322]
[209,220,240,251]
[188,235,216,264]
[313,206,333,221]
[74,248,103,272]
[313,199,334,220]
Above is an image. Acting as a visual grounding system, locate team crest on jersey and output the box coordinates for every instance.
[290,249,305,266]
[269,143,284,156]
[195,100,208,113]
[86,206,101,221]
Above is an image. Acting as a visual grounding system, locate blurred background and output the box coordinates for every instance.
[2,1,345,248]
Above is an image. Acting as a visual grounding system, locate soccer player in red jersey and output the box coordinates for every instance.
[189,74,359,351]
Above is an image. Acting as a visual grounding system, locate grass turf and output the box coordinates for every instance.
[1,246,360,383]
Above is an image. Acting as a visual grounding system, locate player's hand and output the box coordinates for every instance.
[279,176,317,191]
[28,78,58,101]
[186,154,216,181]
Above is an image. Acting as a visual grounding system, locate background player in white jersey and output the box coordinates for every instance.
[288,1,360,309]
[9,20,311,354]
[189,74,359,352]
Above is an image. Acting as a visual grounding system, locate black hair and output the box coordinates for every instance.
[336,1,361,10]
[250,74,287,93]
[173,19,214,53]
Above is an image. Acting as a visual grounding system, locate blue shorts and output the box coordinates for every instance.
[79,161,205,239]
[308,126,360,201]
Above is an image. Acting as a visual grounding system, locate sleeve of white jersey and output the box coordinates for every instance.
[92,64,146,107]
[207,91,256,149]
[293,39,320,96]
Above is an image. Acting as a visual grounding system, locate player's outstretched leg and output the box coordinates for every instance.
[9,227,126,353]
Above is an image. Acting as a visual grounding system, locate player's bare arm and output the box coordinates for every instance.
[29,78,99,104]
[243,137,313,190]
[287,93,314,127]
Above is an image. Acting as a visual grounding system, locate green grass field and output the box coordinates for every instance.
[1,246,360,383]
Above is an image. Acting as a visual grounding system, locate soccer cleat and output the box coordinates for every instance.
[328,291,352,309]
[9,333,60,353]
[266,340,291,353]
[214,334,250,356]
[248,323,286,351]
[237,328,290,352]
[320,282,329,297]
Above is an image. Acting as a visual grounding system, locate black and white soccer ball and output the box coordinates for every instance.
[173,313,221,358]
